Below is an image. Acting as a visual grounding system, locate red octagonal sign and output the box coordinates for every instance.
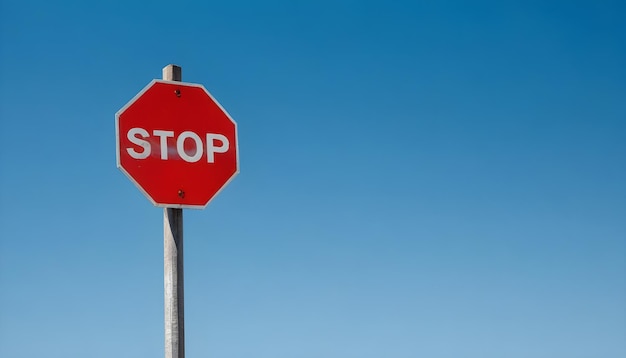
[116,80,239,209]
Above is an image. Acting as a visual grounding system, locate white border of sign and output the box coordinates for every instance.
[115,79,240,209]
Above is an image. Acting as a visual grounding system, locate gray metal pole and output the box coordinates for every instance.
[163,64,185,358]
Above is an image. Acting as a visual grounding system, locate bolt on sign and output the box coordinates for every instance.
[116,80,239,208]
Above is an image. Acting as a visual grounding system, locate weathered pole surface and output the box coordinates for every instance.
[163,64,185,358]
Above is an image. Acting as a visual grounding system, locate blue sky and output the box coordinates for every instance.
[1,1,625,357]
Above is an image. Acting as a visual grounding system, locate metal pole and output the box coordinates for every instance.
[163,64,185,358]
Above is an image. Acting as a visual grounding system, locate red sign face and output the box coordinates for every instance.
[116,80,239,209]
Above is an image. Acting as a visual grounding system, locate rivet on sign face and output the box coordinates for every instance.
[178,190,185,198]
[175,89,181,97]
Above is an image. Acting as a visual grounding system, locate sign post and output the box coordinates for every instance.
[116,64,239,358]
[162,64,185,358]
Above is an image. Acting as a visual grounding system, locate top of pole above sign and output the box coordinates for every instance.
[116,70,239,209]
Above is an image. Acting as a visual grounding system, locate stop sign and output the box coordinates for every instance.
[116,80,239,209]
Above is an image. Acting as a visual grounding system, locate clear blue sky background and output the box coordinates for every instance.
[1,1,624,357]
